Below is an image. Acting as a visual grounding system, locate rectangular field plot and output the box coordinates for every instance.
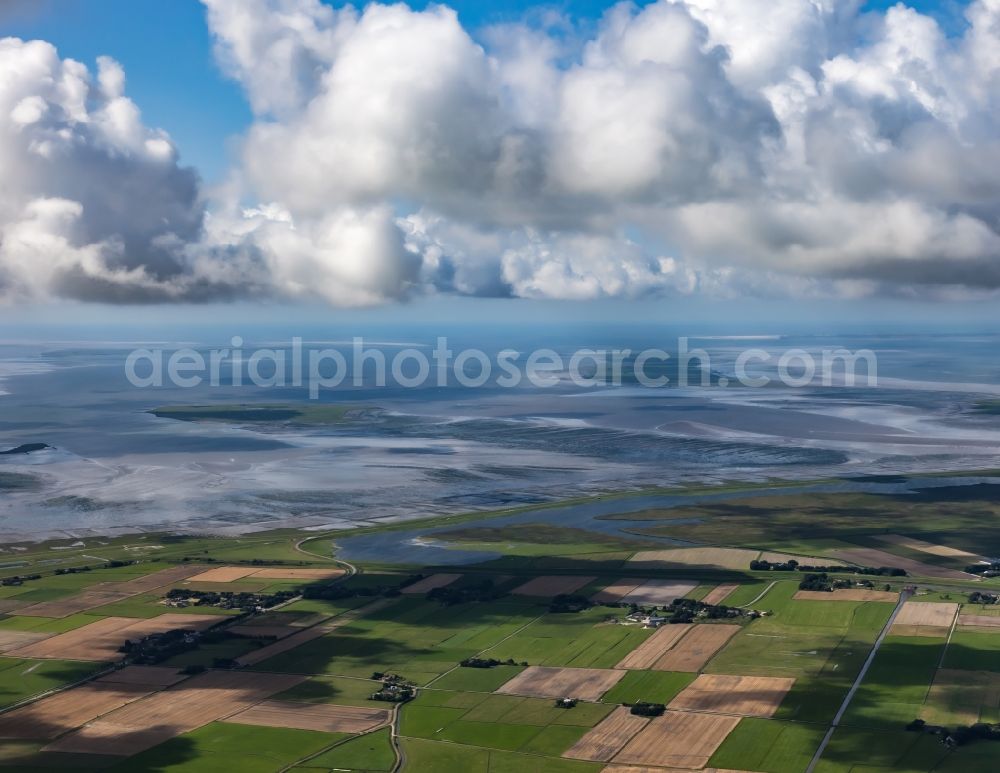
[248,567,344,580]
[248,597,540,683]
[482,607,652,669]
[16,565,210,618]
[617,624,692,670]
[601,671,696,705]
[402,573,462,594]
[44,670,305,756]
[794,588,899,602]
[496,666,625,701]
[942,630,1000,672]
[102,721,335,773]
[874,534,985,561]
[612,710,741,768]
[831,547,973,580]
[399,688,612,758]
[185,566,260,582]
[563,706,649,762]
[0,657,102,711]
[620,579,697,606]
[591,579,645,603]
[15,589,134,618]
[96,665,186,688]
[709,716,826,773]
[889,601,958,637]
[511,575,596,597]
[0,681,153,740]
[702,584,740,606]
[0,630,51,653]
[7,613,222,661]
[653,624,742,672]
[922,669,1000,725]
[226,699,389,733]
[228,623,298,639]
[629,547,760,571]
[668,674,796,717]
[957,612,1000,629]
[840,636,944,731]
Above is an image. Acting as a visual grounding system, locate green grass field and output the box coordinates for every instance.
[0,658,102,710]
[2,474,1000,771]
[107,722,334,773]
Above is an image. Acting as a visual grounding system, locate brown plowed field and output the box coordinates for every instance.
[651,624,741,672]
[616,625,693,670]
[496,666,625,701]
[226,700,389,733]
[563,706,649,762]
[668,674,795,717]
[43,670,305,756]
[612,710,740,768]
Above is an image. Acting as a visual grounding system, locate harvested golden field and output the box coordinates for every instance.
[616,625,693,670]
[497,666,625,701]
[629,548,759,571]
[186,566,260,583]
[702,584,740,606]
[831,547,972,580]
[757,551,846,566]
[7,613,221,661]
[621,579,697,606]
[793,588,899,602]
[874,534,984,561]
[889,601,959,637]
[226,700,389,733]
[248,567,343,580]
[96,666,187,688]
[668,674,796,717]
[184,565,344,583]
[511,575,596,597]
[958,613,1000,629]
[401,573,463,594]
[44,670,305,756]
[612,710,741,768]
[652,624,741,672]
[563,706,649,762]
[591,580,645,603]
[0,630,51,653]
[0,682,152,740]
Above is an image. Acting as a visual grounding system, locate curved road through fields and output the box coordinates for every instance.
[805,588,914,772]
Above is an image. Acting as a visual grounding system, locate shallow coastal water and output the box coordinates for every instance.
[2,333,1000,540]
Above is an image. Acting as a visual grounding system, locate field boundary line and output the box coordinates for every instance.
[737,580,778,608]
[935,603,961,671]
[805,588,913,773]
[422,610,548,689]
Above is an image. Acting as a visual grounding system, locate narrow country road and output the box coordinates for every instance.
[805,588,914,772]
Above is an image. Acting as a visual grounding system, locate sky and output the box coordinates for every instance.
[1,0,999,330]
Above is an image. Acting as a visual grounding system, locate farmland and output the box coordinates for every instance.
[0,477,998,770]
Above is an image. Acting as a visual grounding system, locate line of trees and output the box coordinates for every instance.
[751,558,906,576]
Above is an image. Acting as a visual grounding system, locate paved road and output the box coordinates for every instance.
[805,588,914,772]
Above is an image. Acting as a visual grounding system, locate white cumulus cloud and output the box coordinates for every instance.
[2,0,1000,305]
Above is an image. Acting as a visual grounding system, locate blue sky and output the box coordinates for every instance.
[1,0,996,330]
[3,0,971,183]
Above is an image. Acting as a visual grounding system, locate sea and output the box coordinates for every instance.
[3,327,1000,541]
